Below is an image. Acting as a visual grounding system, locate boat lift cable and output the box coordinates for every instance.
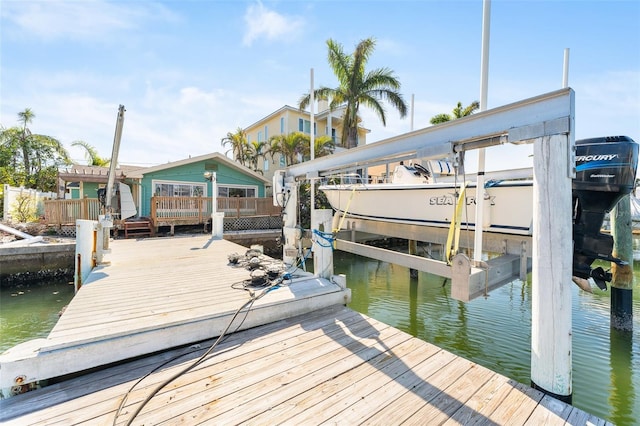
[113,295,258,425]
[113,254,294,425]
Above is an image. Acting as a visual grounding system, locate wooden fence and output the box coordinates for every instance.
[44,196,281,228]
[150,196,281,225]
[44,198,103,225]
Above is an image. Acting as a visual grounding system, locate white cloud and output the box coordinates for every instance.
[242,1,304,47]
[1,0,178,41]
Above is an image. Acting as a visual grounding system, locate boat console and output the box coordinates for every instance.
[572,136,639,289]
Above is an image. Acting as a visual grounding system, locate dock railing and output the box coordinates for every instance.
[151,196,280,222]
[217,196,282,218]
[44,198,102,225]
[43,196,281,230]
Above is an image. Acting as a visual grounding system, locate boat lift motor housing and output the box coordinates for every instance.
[572,135,639,289]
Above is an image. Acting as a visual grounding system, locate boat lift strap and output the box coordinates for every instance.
[445,182,468,264]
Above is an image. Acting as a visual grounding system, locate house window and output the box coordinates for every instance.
[257,131,263,142]
[153,181,206,197]
[298,118,310,134]
[264,125,268,140]
[279,154,286,167]
[217,185,257,198]
[263,159,269,172]
[280,117,285,133]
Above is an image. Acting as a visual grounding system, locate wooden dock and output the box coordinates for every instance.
[0,305,607,425]
[0,235,350,391]
[0,235,609,424]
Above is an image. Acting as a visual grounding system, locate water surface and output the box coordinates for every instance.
[0,280,75,352]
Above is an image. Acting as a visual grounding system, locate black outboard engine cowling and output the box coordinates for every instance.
[572,136,639,289]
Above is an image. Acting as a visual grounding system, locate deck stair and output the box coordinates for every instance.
[122,217,153,239]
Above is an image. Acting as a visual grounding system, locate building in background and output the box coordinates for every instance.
[243,101,369,184]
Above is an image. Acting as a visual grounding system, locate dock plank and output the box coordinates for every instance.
[524,394,576,425]
[328,354,470,424]
[398,363,497,425]
[488,381,545,424]
[441,373,512,425]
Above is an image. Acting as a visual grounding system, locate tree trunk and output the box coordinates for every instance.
[347,127,358,149]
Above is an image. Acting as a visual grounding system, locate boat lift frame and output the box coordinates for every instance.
[283,87,574,302]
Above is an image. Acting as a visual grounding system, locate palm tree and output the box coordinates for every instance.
[72,140,110,166]
[430,101,480,125]
[0,108,71,191]
[221,127,249,166]
[299,37,408,149]
[17,108,35,175]
[246,140,267,174]
[306,135,335,160]
[267,132,309,166]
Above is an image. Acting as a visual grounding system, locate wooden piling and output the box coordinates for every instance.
[530,133,573,403]
[610,194,633,331]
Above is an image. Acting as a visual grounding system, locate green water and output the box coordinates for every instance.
[332,251,640,426]
[0,280,75,352]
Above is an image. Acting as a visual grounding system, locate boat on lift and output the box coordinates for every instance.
[319,135,639,288]
[320,159,534,236]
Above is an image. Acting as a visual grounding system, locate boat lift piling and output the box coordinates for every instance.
[279,88,577,403]
[610,195,634,331]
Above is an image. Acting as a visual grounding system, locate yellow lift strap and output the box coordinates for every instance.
[333,184,358,235]
[445,182,468,264]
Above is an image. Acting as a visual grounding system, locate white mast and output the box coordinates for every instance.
[473,0,491,262]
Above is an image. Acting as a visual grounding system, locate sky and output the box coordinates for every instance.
[1,0,639,172]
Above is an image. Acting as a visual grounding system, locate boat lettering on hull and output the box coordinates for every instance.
[429,195,495,206]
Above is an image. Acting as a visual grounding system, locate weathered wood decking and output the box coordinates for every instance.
[0,235,608,424]
[0,305,607,425]
[0,236,349,390]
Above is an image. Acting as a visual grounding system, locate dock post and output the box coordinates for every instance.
[610,195,633,331]
[530,133,573,403]
[281,178,299,266]
[312,209,334,279]
[75,219,98,292]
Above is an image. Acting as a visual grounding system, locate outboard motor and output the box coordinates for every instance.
[572,136,639,289]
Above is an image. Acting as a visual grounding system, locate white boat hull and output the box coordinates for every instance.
[319,181,534,236]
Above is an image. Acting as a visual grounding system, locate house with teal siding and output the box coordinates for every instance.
[127,152,270,218]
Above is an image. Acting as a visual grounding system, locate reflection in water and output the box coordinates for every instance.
[610,329,635,425]
[332,250,639,425]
